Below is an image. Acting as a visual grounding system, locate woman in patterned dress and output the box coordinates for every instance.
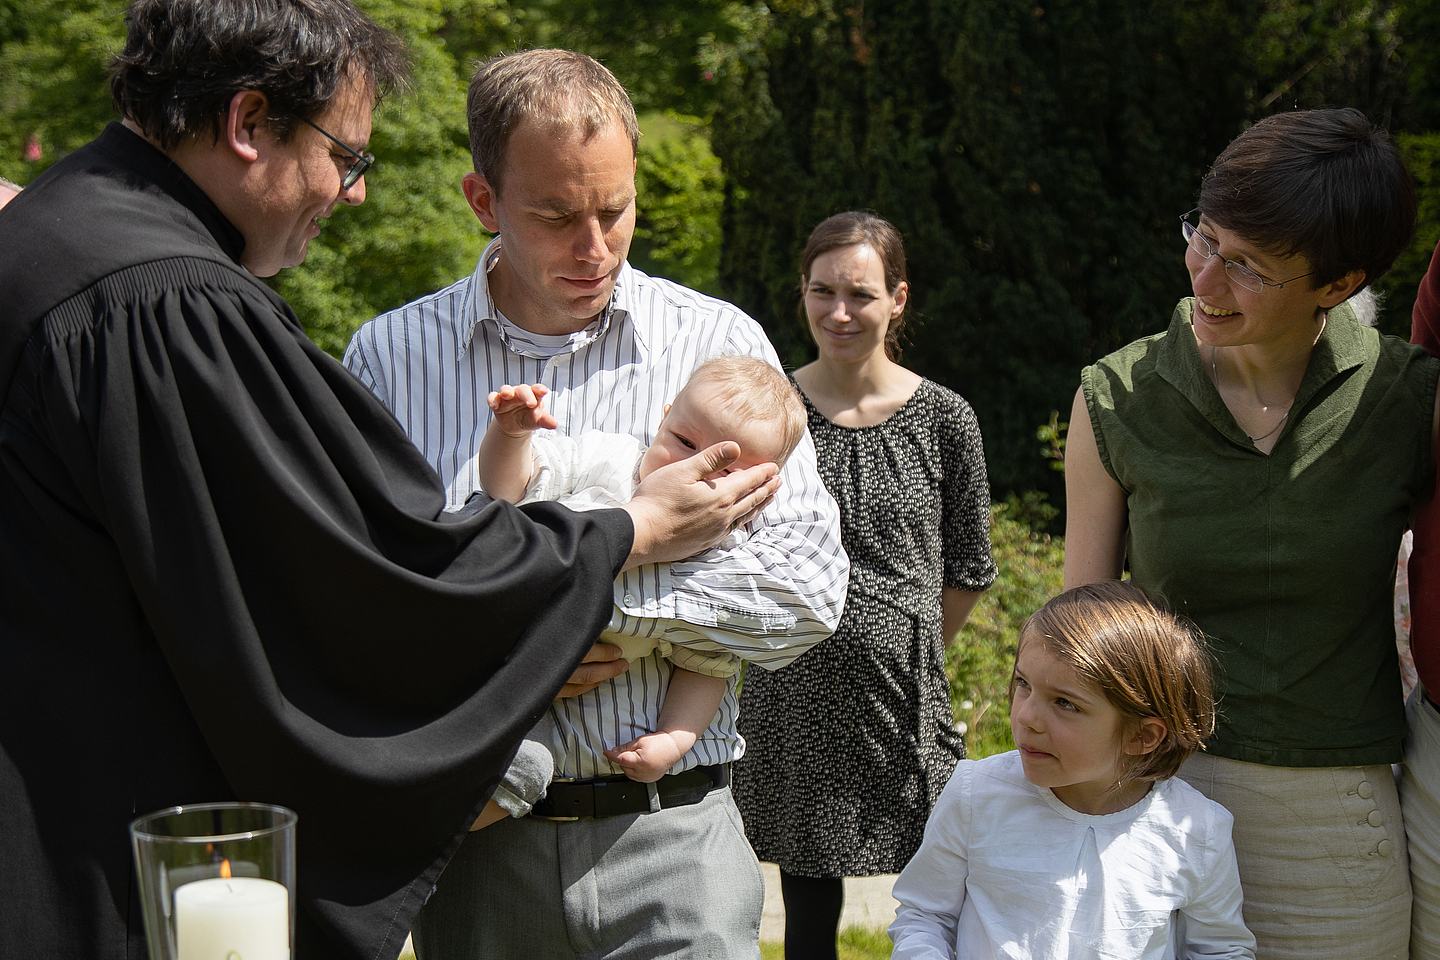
[735,212,997,959]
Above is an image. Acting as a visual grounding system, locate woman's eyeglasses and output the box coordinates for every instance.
[1179,210,1311,294]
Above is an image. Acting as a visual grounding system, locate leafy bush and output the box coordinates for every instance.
[949,493,1065,759]
[630,112,726,295]
[1374,131,1440,337]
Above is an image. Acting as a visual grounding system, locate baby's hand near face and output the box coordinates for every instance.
[487,383,559,438]
[604,730,697,783]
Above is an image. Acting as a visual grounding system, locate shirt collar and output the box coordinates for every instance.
[1155,296,1369,446]
[455,235,643,361]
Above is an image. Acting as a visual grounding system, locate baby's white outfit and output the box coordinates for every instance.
[521,430,744,678]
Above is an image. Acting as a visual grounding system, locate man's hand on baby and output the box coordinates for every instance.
[557,642,630,698]
[605,730,697,783]
[622,441,781,568]
[487,383,559,437]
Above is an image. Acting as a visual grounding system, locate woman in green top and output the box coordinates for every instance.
[1065,108,1436,959]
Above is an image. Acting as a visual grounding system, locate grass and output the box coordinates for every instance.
[761,924,895,959]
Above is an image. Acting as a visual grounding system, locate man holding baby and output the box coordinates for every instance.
[345,48,847,959]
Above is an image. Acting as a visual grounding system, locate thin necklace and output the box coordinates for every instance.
[1210,349,1289,443]
[1207,312,1327,444]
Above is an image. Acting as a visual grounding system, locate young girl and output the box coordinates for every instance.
[889,581,1256,959]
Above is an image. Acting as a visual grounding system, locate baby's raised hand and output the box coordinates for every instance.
[487,383,559,437]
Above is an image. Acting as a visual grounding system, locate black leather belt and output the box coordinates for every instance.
[529,764,729,820]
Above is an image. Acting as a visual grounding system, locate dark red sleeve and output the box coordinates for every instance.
[1409,238,1440,695]
[1413,240,1440,353]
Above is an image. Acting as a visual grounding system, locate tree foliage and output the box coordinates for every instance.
[1401,0,1440,130]
[704,0,1440,495]
[1249,0,1407,121]
[435,0,760,118]
[630,112,726,295]
[0,0,122,183]
[709,0,1263,497]
[1379,132,1440,333]
[0,0,489,356]
[6,0,1440,461]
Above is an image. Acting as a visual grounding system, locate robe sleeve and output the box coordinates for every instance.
[938,389,999,592]
[16,258,631,958]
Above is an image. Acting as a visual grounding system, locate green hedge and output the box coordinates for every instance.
[951,495,1065,758]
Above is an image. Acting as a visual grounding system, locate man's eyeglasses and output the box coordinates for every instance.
[297,116,374,189]
[1180,209,1311,294]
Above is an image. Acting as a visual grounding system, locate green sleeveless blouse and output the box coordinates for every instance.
[1083,298,1438,767]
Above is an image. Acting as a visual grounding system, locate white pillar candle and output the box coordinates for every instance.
[174,876,289,960]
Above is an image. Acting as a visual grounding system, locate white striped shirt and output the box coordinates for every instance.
[344,237,848,778]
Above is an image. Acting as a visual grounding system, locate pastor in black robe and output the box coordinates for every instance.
[0,122,632,960]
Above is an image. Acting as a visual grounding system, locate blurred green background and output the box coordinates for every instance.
[4,0,1432,761]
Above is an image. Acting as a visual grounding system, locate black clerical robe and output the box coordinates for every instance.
[0,123,631,960]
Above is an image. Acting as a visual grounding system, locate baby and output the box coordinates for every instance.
[481,355,806,797]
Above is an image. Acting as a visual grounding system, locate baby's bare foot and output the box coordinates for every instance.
[605,731,692,783]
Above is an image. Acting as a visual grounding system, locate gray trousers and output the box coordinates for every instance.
[412,786,764,959]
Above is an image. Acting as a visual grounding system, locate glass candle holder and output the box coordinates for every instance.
[130,801,297,960]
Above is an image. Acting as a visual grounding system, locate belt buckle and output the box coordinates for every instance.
[530,776,580,822]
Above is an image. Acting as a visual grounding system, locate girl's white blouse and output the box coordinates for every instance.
[889,751,1255,959]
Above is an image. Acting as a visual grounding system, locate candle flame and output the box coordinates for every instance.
[219,858,232,879]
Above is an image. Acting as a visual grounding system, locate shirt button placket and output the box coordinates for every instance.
[545,354,570,426]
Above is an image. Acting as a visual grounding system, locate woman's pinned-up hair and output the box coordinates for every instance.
[1199,107,1416,294]
[111,0,409,151]
[1017,581,1217,784]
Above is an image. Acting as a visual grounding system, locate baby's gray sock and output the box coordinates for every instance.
[491,737,554,818]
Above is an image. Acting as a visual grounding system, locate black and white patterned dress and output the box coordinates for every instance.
[735,378,997,877]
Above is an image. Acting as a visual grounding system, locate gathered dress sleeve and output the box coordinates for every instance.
[936,388,998,591]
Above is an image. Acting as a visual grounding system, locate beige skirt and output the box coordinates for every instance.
[1180,751,1410,960]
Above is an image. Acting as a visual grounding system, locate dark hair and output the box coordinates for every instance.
[1014,581,1216,785]
[799,211,909,359]
[1199,107,1415,293]
[111,0,409,151]
[467,49,639,194]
